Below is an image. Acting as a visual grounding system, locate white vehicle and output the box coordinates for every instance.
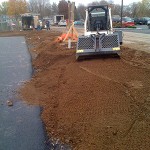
[76,5,123,60]
[147,20,150,29]
[54,15,64,25]
[58,20,67,26]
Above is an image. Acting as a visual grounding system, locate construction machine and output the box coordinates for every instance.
[76,5,122,60]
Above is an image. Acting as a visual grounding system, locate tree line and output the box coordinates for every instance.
[0,0,150,20]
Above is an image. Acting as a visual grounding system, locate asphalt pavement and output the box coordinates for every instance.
[0,37,49,150]
[115,25,150,34]
[52,24,150,34]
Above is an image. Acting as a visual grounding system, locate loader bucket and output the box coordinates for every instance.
[76,33,120,60]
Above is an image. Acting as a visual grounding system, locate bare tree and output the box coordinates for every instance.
[108,0,114,4]
[77,4,86,20]
[28,0,51,18]
[123,5,132,17]
[28,0,38,13]
[26,0,150,20]
[58,0,68,19]
[126,0,150,17]
[137,0,150,17]
[74,6,80,20]
[44,3,52,17]
[88,0,108,6]
[129,2,139,17]
[51,2,58,16]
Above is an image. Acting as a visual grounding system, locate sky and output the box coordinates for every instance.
[50,0,141,5]
[0,0,141,5]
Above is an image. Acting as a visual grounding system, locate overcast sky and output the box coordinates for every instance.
[50,0,141,5]
[0,0,141,5]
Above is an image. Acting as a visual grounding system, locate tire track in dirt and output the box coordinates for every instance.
[79,65,150,140]
[121,46,150,70]
[124,96,150,137]
[80,66,121,84]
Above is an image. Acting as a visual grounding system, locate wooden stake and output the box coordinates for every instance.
[71,2,75,39]
[63,23,78,42]
[68,1,71,29]
[63,1,78,42]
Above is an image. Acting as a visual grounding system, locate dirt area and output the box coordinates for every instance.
[1,30,150,150]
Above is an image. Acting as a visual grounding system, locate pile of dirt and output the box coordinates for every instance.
[2,30,150,149]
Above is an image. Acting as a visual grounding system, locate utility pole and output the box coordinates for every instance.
[121,0,123,28]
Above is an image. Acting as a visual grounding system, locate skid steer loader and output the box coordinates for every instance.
[76,5,122,60]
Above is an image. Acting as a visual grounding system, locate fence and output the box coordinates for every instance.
[0,21,21,32]
[0,22,11,32]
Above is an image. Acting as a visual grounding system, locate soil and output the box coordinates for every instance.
[1,30,150,150]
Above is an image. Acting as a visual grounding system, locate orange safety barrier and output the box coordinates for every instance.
[56,33,78,43]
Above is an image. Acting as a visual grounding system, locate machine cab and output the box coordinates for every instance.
[76,5,122,61]
[85,5,113,35]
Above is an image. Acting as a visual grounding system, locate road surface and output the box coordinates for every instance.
[0,36,49,150]
[123,32,150,53]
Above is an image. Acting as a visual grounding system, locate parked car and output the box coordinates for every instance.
[112,17,120,23]
[74,21,84,26]
[147,20,150,29]
[58,20,67,26]
[133,17,141,25]
[11,23,16,26]
[122,17,135,27]
[134,17,150,25]
[140,17,150,25]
